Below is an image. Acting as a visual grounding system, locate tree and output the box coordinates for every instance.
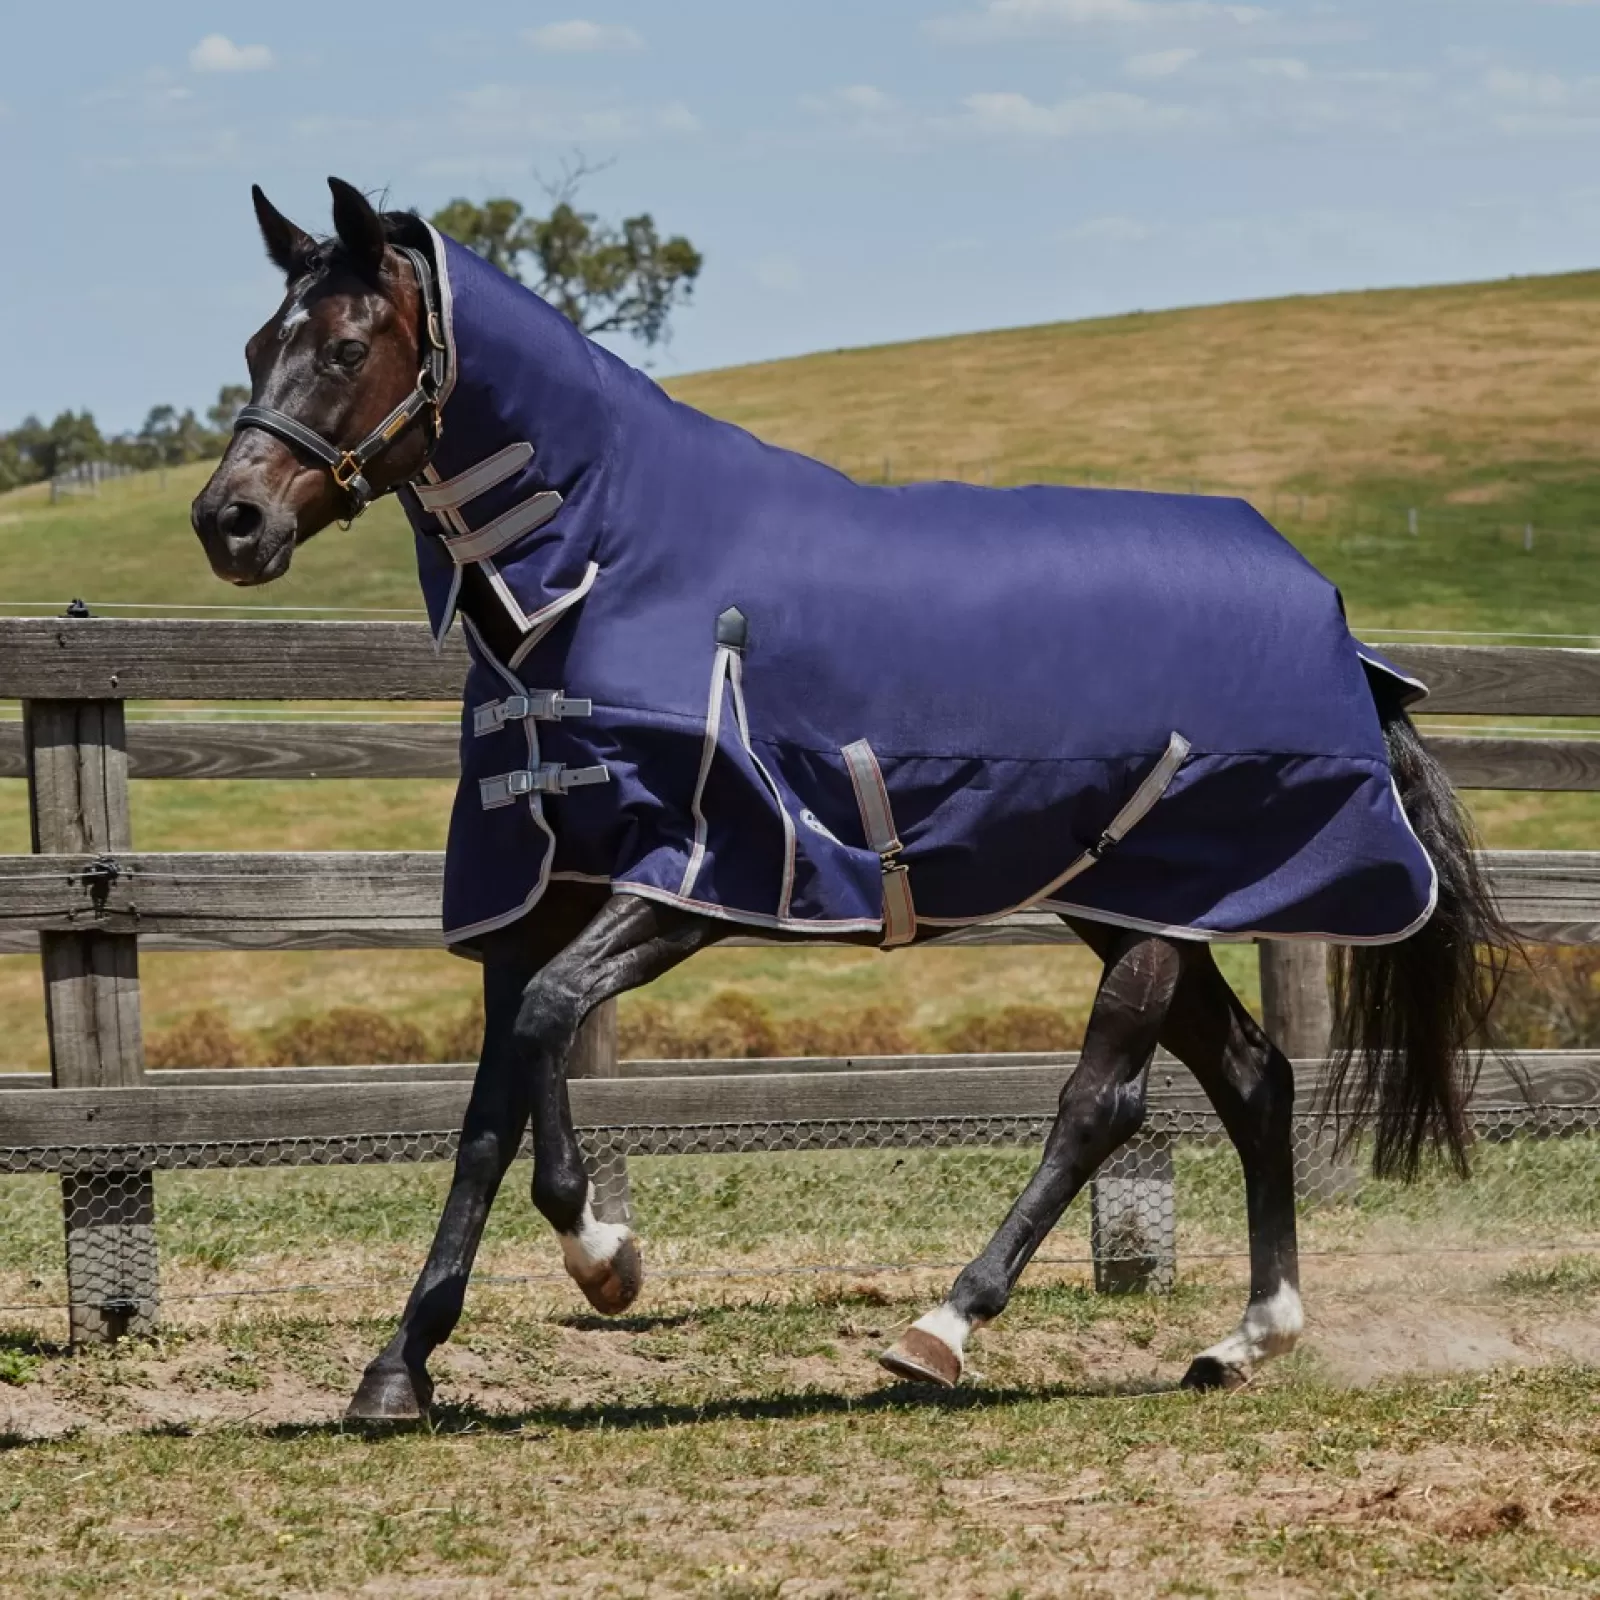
[135,405,211,467]
[206,384,250,435]
[431,162,702,348]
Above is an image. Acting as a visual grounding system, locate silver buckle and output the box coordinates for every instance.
[473,692,594,737]
[479,763,610,808]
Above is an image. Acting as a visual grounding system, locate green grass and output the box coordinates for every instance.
[2,1301,1599,1595]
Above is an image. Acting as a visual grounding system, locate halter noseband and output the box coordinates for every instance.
[232,244,449,519]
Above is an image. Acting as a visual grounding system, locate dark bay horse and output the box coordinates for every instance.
[192,179,1508,1421]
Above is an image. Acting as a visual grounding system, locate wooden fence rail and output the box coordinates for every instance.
[1,618,1598,1338]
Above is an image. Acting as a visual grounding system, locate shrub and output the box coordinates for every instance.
[929,1003,1085,1055]
[144,1008,252,1069]
[261,1007,433,1067]
[432,999,486,1062]
[1493,946,1600,1050]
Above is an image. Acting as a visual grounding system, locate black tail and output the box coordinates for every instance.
[1327,691,1518,1181]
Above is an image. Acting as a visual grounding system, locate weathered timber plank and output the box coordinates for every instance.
[1382,644,1600,716]
[0,851,444,935]
[1,1053,1595,1152]
[0,619,467,702]
[2,1049,1590,1096]
[0,623,1596,716]
[31,721,453,782]
[0,850,1595,944]
[1430,736,1600,792]
[8,723,1600,790]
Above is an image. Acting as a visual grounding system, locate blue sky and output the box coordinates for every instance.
[2,0,1598,433]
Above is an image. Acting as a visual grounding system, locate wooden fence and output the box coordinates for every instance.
[1,617,1598,1339]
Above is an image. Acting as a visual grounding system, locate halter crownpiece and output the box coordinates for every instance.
[232,244,449,519]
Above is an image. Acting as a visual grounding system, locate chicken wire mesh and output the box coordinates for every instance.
[2,1096,1599,1333]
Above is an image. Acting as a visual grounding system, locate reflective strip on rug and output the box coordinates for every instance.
[443,490,565,565]
[415,442,535,513]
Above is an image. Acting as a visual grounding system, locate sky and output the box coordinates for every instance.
[2,0,1598,434]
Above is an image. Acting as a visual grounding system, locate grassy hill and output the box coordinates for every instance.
[2,270,1598,1069]
[4,268,1600,633]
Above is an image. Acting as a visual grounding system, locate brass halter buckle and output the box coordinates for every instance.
[331,452,364,491]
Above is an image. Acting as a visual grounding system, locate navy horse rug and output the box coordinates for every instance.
[400,230,1437,951]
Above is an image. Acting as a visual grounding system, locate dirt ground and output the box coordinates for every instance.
[3,1261,1600,1596]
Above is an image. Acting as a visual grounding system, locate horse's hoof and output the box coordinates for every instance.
[1180,1354,1249,1393]
[346,1360,432,1422]
[572,1233,644,1316]
[879,1326,963,1388]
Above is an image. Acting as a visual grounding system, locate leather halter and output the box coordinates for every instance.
[232,244,449,519]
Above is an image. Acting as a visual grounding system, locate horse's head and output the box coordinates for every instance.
[191,178,443,585]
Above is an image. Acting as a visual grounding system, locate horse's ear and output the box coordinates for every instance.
[252,185,313,277]
[328,177,386,278]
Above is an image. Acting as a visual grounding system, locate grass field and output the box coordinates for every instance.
[3,268,1600,1071]
[4,1270,1600,1594]
[6,1128,1600,1593]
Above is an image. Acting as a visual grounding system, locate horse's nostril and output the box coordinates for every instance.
[217,501,264,542]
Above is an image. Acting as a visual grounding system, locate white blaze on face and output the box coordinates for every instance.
[558,1185,631,1277]
[1195,1282,1304,1375]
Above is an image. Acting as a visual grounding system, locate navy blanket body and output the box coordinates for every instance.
[401,230,1437,951]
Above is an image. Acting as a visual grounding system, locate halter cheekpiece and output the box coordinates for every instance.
[233,244,448,519]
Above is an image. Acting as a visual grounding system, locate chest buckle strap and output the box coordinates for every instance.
[479,763,611,809]
[473,692,593,736]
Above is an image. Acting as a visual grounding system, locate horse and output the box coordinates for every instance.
[192,178,1509,1422]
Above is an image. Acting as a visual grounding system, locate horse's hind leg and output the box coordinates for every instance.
[880,929,1185,1386]
[1153,944,1303,1389]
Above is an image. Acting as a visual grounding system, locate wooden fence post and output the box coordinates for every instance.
[570,999,631,1225]
[1257,940,1355,1204]
[1090,1135,1175,1294]
[23,696,159,1343]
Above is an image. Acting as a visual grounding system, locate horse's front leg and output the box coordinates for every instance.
[518,895,725,1313]
[347,954,540,1421]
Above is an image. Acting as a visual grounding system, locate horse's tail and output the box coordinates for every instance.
[1326,690,1518,1181]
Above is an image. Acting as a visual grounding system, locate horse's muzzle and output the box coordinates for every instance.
[191,492,297,585]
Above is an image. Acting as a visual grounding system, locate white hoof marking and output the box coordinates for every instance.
[558,1186,632,1279]
[1194,1283,1303,1378]
[912,1303,979,1360]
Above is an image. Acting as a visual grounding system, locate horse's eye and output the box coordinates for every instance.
[335,339,368,369]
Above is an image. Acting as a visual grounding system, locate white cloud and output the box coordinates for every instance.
[1063,213,1155,241]
[657,101,701,133]
[1247,56,1309,79]
[447,84,697,144]
[188,35,275,73]
[1486,68,1571,106]
[1484,68,1600,135]
[961,88,1197,135]
[1126,47,1198,77]
[930,0,1267,40]
[524,20,644,53]
[800,84,898,115]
